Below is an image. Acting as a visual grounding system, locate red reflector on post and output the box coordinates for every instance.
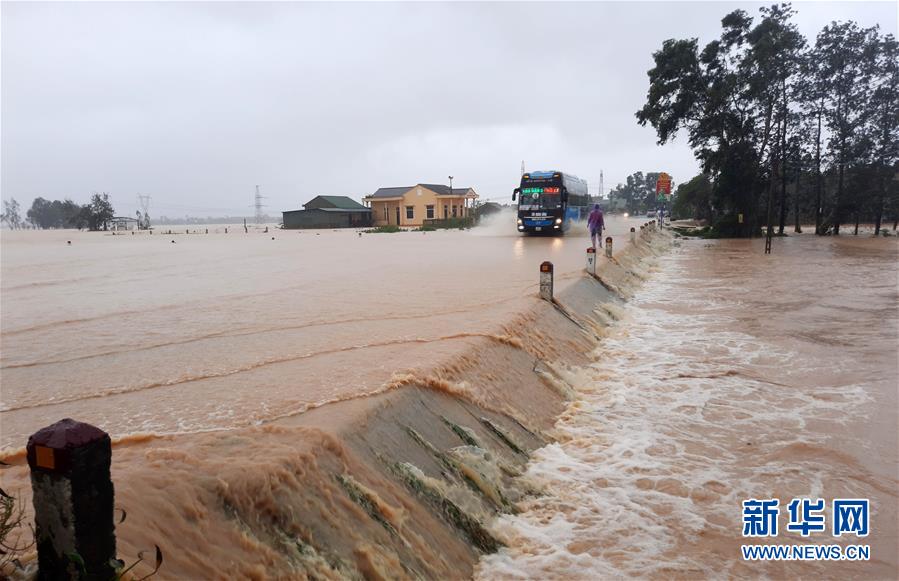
[586,247,595,254]
[35,445,55,470]
[540,261,553,273]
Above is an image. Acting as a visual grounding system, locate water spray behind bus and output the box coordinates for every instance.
[512,171,590,235]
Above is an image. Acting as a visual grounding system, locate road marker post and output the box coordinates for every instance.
[27,419,117,580]
[539,261,553,301]
[586,247,596,276]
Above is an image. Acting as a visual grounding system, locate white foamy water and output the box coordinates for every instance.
[477,235,898,579]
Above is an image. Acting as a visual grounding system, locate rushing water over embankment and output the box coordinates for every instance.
[477,235,898,579]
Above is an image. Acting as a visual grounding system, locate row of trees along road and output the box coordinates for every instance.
[608,172,664,215]
[637,3,898,236]
[1,194,116,230]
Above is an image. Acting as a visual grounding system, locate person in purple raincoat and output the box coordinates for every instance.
[588,204,604,248]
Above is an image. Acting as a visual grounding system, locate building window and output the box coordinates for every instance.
[384,206,389,223]
[406,206,414,220]
[426,205,435,219]
[444,205,448,219]
[452,205,458,218]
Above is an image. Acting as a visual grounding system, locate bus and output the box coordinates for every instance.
[512,170,590,234]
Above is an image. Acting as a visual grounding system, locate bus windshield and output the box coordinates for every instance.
[519,186,562,210]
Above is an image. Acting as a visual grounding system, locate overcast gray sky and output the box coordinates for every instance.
[2,1,895,217]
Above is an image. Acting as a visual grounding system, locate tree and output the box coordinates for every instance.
[797,46,828,234]
[638,5,895,238]
[738,4,806,235]
[609,172,662,214]
[135,210,151,230]
[637,6,805,237]
[867,33,899,235]
[24,197,86,229]
[61,199,87,229]
[27,197,57,229]
[85,192,115,231]
[815,22,879,234]
[671,174,714,220]
[1,198,22,229]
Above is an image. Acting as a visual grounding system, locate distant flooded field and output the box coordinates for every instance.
[477,234,898,579]
[0,214,634,450]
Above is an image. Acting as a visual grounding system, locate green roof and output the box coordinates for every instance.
[304,195,366,210]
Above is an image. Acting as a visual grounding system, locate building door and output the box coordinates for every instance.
[395,206,400,226]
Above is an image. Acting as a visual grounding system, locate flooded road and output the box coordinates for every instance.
[4,221,895,579]
[0,214,634,450]
[477,235,898,579]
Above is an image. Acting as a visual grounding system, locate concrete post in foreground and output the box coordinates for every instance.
[27,419,116,581]
[605,237,613,258]
[539,261,553,301]
[630,227,636,243]
[586,247,596,276]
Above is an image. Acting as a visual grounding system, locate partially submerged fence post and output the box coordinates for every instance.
[585,247,596,276]
[605,237,613,258]
[630,227,636,243]
[27,418,116,581]
[539,261,553,301]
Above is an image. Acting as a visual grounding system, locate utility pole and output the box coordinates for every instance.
[254,185,266,225]
[599,170,604,200]
[137,194,151,229]
[520,160,525,177]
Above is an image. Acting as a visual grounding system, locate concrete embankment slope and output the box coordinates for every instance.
[2,228,671,580]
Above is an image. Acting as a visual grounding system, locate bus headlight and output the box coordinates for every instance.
[517,218,522,225]
[555,218,562,224]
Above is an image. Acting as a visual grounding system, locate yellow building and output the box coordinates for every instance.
[363,184,478,227]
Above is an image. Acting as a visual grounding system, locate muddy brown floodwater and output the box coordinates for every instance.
[477,234,898,579]
[0,213,631,450]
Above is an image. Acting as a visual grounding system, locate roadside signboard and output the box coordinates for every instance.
[656,172,672,196]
